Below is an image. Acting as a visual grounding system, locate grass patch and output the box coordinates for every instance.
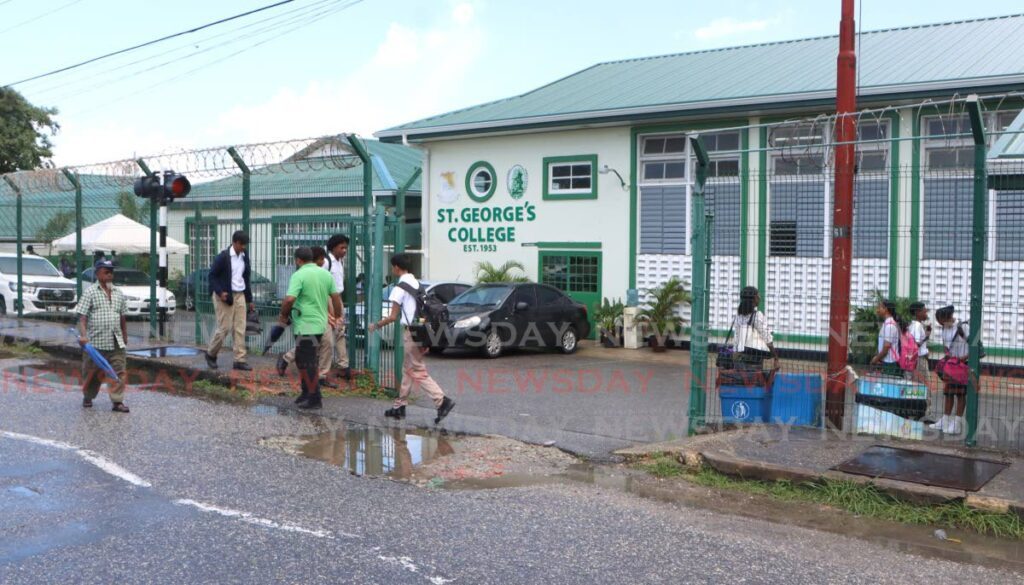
[192,379,252,403]
[324,372,397,401]
[0,342,46,358]
[634,452,687,478]
[682,466,1024,540]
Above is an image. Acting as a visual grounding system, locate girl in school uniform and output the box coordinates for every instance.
[869,299,905,378]
[907,301,932,383]
[733,286,780,372]
[931,305,970,435]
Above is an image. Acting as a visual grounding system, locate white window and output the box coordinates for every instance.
[466,161,497,202]
[641,135,687,182]
[543,155,597,199]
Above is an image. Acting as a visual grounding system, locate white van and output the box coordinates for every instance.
[0,253,78,315]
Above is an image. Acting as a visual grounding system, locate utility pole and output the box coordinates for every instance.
[825,0,857,430]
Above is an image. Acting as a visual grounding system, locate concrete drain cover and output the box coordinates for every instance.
[833,446,1008,491]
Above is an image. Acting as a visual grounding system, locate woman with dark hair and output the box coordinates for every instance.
[870,299,905,377]
[931,305,969,434]
[733,286,779,371]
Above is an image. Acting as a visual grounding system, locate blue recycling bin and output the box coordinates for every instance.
[769,373,823,427]
[720,385,770,423]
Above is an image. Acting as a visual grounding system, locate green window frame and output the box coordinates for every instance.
[543,154,598,200]
[465,161,497,203]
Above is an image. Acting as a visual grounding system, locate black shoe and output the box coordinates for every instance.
[233,362,253,372]
[434,397,455,424]
[319,377,337,389]
[205,351,218,370]
[82,398,93,408]
[298,399,322,410]
[384,406,406,419]
[276,356,288,377]
[338,367,353,380]
[294,393,309,405]
[112,403,130,413]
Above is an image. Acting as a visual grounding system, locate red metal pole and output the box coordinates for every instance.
[826,0,857,430]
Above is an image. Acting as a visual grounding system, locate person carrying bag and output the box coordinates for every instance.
[733,286,780,373]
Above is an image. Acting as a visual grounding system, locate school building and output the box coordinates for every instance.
[377,14,1024,355]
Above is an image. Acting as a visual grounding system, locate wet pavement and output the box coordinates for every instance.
[1,353,1023,583]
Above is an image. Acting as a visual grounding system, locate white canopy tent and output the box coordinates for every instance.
[50,214,189,255]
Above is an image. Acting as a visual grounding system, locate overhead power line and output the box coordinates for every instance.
[3,0,295,87]
[0,0,85,35]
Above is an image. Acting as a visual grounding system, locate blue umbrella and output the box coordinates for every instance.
[83,343,120,382]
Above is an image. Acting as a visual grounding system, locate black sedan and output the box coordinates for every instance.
[428,283,590,358]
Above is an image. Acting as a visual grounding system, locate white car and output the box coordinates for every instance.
[0,253,78,315]
[81,267,176,317]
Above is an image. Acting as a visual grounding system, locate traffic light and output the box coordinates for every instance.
[133,172,190,200]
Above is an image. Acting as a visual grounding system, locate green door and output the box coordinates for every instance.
[539,251,601,338]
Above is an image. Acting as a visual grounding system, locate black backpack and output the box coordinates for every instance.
[396,282,447,325]
[955,321,986,360]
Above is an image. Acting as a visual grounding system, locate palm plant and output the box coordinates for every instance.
[594,297,625,346]
[638,277,692,351]
[474,260,531,284]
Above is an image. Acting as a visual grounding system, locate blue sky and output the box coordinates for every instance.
[2,0,1021,164]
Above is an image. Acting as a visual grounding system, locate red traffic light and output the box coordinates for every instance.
[133,175,161,198]
[169,176,191,198]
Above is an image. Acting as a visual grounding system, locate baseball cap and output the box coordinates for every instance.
[94,260,115,271]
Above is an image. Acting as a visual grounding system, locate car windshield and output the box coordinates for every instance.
[112,270,151,286]
[0,257,62,277]
[449,285,512,308]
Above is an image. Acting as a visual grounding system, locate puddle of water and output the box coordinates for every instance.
[126,346,202,358]
[2,362,81,389]
[263,427,455,480]
[8,486,42,498]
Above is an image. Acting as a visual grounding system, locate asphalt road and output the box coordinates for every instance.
[1,357,1020,584]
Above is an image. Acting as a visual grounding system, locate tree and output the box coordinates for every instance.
[36,210,74,244]
[474,260,530,284]
[0,88,59,173]
[117,191,151,225]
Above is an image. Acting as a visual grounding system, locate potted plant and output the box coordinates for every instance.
[638,277,691,352]
[594,297,625,347]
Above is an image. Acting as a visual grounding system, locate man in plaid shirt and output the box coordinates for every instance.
[76,260,130,412]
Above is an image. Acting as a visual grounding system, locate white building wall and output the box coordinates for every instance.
[421,127,632,299]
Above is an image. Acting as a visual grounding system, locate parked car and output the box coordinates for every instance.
[178,268,277,310]
[429,283,590,358]
[353,280,472,347]
[0,253,78,315]
[81,267,175,318]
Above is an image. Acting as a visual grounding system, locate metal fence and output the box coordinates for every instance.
[0,134,416,390]
[664,93,1024,453]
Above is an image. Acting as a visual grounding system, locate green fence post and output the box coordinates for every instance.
[965,96,987,447]
[2,176,23,317]
[59,169,84,301]
[347,135,373,371]
[137,159,158,339]
[366,206,386,380]
[392,167,420,385]
[192,208,204,345]
[688,136,710,435]
[227,147,251,237]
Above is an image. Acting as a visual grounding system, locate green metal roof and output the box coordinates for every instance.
[379,14,1024,139]
[186,138,422,201]
[0,175,123,241]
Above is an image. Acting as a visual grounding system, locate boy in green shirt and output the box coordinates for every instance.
[278,247,342,409]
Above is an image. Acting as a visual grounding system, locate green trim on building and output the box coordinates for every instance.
[909,113,922,300]
[465,160,497,203]
[758,126,768,312]
[886,111,902,298]
[542,154,599,200]
[739,127,750,289]
[174,195,403,211]
[629,131,639,289]
[533,241,602,250]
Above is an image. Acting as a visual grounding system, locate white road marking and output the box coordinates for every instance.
[174,499,343,539]
[2,429,454,581]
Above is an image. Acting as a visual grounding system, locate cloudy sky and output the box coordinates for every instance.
[2,0,1021,164]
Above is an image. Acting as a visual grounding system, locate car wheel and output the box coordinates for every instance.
[0,296,6,316]
[483,330,503,359]
[185,295,195,311]
[559,326,579,354]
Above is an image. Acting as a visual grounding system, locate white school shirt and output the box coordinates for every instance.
[229,247,246,293]
[387,273,419,326]
[327,252,345,294]
[734,310,773,352]
[908,320,930,356]
[878,317,900,363]
[941,322,970,359]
